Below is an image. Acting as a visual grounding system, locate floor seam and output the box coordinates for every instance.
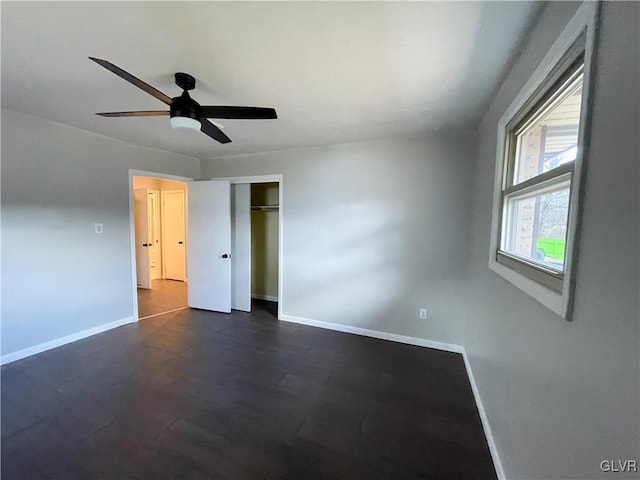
[138,306,189,321]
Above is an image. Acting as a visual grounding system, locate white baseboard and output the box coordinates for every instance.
[279,313,503,478]
[251,294,278,303]
[461,348,505,480]
[0,316,135,365]
[279,313,463,353]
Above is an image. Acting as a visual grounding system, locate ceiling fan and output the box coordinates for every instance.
[89,57,277,144]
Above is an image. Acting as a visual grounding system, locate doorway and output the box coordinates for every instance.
[132,174,189,319]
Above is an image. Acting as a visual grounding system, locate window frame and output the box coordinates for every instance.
[497,51,584,294]
[488,2,601,320]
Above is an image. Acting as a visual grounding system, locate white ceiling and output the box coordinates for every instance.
[1,1,541,159]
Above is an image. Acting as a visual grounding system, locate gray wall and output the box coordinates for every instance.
[1,109,200,356]
[203,134,476,344]
[464,2,640,478]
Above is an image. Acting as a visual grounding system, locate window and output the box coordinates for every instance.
[498,55,584,293]
[488,2,599,320]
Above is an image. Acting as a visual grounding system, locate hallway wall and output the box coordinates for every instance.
[132,176,188,282]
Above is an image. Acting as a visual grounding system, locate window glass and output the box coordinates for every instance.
[502,180,570,272]
[514,76,583,185]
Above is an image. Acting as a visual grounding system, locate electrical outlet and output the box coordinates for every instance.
[94,223,103,234]
[419,308,427,320]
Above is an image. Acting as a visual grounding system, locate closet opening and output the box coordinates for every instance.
[229,176,282,320]
[250,182,279,318]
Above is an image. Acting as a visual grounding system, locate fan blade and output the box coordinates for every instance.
[200,119,232,144]
[89,57,173,105]
[200,106,277,120]
[96,111,169,117]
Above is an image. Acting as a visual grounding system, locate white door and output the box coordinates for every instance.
[231,184,251,312]
[162,190,187,281]
[134,188,152,289]
[187,180,232,312]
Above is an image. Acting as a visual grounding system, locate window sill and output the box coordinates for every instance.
[488,257,565,318]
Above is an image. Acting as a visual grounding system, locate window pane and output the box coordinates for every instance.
[502,183,570,272]
[514,75,583,184]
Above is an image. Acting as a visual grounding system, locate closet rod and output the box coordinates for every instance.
[250,205,279,211]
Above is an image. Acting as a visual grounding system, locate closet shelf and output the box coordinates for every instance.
[251,205,279,211]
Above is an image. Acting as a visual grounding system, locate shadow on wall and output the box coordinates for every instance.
[285,198,409,327]
[201,135,476,343]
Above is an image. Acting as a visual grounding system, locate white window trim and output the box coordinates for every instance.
[488,1,601,320]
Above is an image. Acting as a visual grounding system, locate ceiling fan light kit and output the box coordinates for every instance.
[89,57,277,144]
[170,116,201,132]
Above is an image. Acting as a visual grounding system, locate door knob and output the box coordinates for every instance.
[142,243,149,247]
[222,253,230,259]
[178,241,183,245]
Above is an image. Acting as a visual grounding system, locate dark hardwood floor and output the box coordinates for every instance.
[1,301,496,479]
[137,279,188,319]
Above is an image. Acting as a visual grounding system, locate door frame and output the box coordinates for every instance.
[148,189,161,279]
[129,169,193,322]
[133,187,152,289]
[210,174,284,320]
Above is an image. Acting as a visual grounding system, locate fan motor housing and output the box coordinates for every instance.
[171,73,201,120]
[170,92,202,120]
